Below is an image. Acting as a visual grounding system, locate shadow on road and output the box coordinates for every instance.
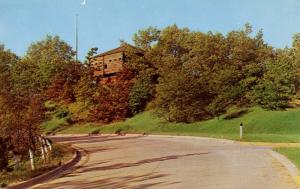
[35,172,181,189]
[77,152,209,173]
[51,135,145,145]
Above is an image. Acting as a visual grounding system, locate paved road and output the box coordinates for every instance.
[32,135,297,189]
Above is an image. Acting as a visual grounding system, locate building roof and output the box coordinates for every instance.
[91,44,141,58]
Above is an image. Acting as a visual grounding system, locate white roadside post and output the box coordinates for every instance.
[42,138,48,155]
[40,145,45,161]
[42,138,49,161]
[39,137,45,161]
[46,138,52,151]
[240,122,243,140]
[29,148,35,170]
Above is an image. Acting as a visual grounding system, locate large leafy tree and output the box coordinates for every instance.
[0,45,45,168]
[291,33,300,93]
[251,50,296,109]
[0,36,76,168]
[0,45,18,94]
[46,63,83,103]
[212,25,273,107]
[153,25,226,121]
[11,35,75,96]
[145,24,276,122]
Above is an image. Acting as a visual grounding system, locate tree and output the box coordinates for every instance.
[74,72,97,103]
[90,68,134,123]
[142,24,276,121]
[12,35,75,95]
[84,47,98,66]
[129,75,154,115]
[45,63,83,103]
[153,25,223,121]
[133,27,160,50]
[0,45,18,95]
[251,50,296,109]
[292,33,300,93]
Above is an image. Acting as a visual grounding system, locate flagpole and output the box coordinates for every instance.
[75,13,78,66]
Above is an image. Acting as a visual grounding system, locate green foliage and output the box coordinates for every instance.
[114,126,131,135]
[126,24,291,122]
[11,36,75,96]
[55,108,69,119]
[133,26,160,50]
[44,101,57,111]
[74,73,97,103]
[0,45,18,93]
[251,52,296,109]
[84,47,98,66]
[129,75,153,115]
[291,33,300,94]
[90,129,101,135]
[223,107,249,120]
[57,123,100,134]
[153,25,227,121]
[68,101,91,122]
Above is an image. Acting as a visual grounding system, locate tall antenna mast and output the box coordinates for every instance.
[75,13,78,65]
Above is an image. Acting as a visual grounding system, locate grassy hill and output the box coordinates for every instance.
[45,107,300,143]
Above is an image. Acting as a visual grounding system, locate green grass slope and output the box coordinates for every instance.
[54,107,300,142]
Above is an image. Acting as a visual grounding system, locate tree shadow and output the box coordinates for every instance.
[36,172,178,189]
[51,135,144,145]
[36,152,208,188]
[77,152,209,173]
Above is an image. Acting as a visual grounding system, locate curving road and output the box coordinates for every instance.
[32,135,297,189]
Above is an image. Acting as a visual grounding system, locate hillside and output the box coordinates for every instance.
[44,107,300,142]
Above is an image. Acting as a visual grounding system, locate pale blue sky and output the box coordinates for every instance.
[0,0,300,61]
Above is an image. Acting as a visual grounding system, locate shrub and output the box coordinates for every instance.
[44,101,57,111]
[90,129,101,135]
[0,183,7,188]
[55,108,69,118]
[68,102,91,122]
[223,108,248,120]
[115,128,123,135]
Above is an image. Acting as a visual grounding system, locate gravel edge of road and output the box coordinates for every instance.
[269,150,300,188]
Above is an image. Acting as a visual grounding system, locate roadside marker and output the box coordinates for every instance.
[240,123,243,140]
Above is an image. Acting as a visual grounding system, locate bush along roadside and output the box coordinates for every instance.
[0,140,74,187]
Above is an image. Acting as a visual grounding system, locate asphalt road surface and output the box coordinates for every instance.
[32,135,298,189]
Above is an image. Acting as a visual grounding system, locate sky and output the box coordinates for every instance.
[0,0,300,61]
